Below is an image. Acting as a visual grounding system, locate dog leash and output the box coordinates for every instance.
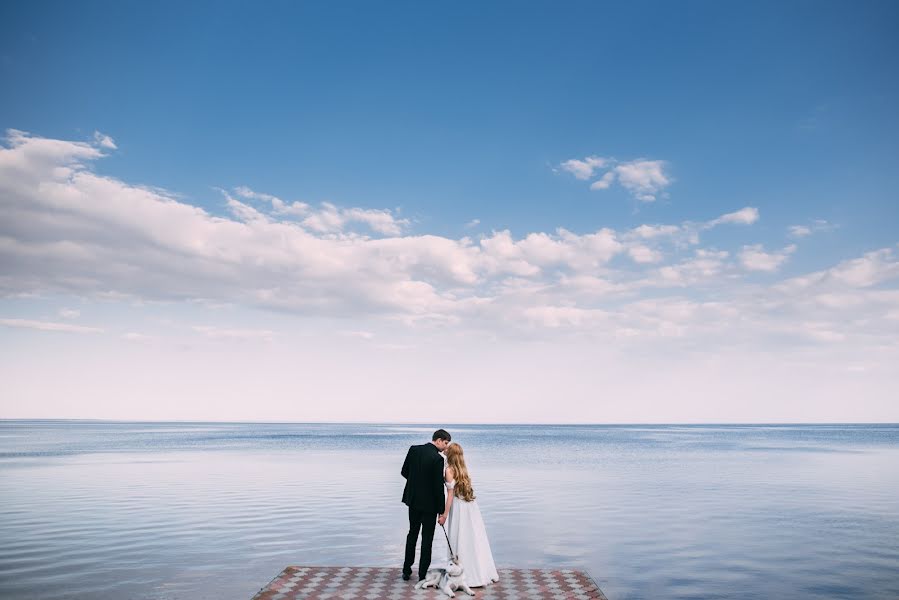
[440,523,457,560]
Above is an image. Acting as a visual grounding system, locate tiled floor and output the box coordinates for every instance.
[251,566,608,599]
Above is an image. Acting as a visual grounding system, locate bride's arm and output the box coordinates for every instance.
[438,466,455,526]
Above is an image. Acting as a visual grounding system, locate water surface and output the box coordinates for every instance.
[1,421,898,599]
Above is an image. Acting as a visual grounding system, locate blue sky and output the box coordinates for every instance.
[1,1,897,422]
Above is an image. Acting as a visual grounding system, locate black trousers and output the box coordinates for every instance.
[403,506,437,579]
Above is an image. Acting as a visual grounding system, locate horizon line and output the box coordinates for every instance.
[1,418,897,426]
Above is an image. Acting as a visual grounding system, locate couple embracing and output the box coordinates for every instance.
[401,429,499,588]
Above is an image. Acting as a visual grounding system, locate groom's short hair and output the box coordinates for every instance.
[432,429,451,442]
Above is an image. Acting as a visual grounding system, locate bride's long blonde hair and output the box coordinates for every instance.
[445,443,476,502]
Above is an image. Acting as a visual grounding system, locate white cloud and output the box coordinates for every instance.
[301,202,409,236]
[617,208,758,264]
[774,249,899,295]
[3,128,104,171]
[226,196,267,222]
[789,219,835,238]
[629,224,681,239]
[558,275,629,296]
[273,199,310,217]
[2,130,897,360]
[826,248,899,287]
[93,131,117,150]
[230,186,406,234]
[627,244,663,264]
[473,227,624,278]
[3,131,898,423]
[739,244,797,272]
[709,207,759,226]
[234,186,309,217]
[613,159,671,202]
[0,318,102,333]
[559,156,609,180]
[655,249,730,285]
[234,186,278,203]
[59,308,80,319]
[589,171,616,190]
[560,156,672,202]
[465,219,480,228]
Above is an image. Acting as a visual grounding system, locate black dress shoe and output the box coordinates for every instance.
[402,572,411,581]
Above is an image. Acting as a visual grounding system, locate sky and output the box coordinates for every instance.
[1,1,898,423]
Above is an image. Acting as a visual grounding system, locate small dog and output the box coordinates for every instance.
[415,555,475,597]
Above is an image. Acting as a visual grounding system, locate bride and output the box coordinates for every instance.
[438,443,499,587]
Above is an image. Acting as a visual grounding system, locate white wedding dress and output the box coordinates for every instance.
[442,472,499,587]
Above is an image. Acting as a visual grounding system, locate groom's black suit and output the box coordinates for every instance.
[401,442,445,580]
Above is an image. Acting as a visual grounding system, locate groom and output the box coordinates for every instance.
[401,428,451,581]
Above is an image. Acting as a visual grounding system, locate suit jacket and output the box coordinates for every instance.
[401,443,445,514]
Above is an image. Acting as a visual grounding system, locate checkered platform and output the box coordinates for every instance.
[251,566,608,599]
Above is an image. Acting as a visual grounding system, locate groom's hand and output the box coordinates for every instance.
[438,513,447,526]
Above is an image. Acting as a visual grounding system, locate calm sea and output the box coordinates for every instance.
[1,421,897,599]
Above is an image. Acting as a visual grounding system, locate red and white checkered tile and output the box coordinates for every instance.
[251,566,608,599]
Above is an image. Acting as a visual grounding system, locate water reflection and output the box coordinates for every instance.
[0,422,897,599]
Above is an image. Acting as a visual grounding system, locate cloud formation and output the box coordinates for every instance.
[559,156,609,180]
[233,185,310,217]
[229,187,408,235]
[612,159,672,202]
[739,244,797,272]
[2,130,897,353]
[560,155,673,202]
[0,318,103,334]
[789,219,835,238]
[709,207,759,226]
